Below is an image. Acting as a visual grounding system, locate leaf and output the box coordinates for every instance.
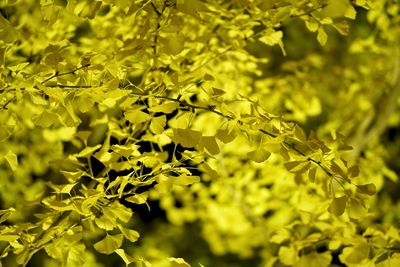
[339,241,370,264]
[75,144,102,158]
[161,35,185,55]
[259,30,283,46]
[332,21,350,36]
[46,182,77,194]
[125,191,149,205]
[172,128,202,148]
[308,167,317,183]
[125,109,152,124]
[173,174,200,186]
[115,249,136,266]
[95,214,117,231]
[149,102,180,114]
[93,234,124,255]
[317,27,328,46]
[278,246,299,266]
[4,150,18,171]
[348,165,360,178]
[0,208,16,224]
[216,128,236,144]
[198,136,220,155]
[328,196,347,216]
[120,227,140,242]
[150,115,167,134]
[294,125,307,141]
[294,252,332,267]
[168,257,191,267]
[345,5,357,19]
[247,147,271,163]
[348,198,367,219]
[109,202,132,223]
[284,161,310,173]
[356,183,376,195]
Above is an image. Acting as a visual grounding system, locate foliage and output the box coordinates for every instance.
[0,0,400,266]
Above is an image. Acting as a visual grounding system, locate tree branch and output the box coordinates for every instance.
[41,64,91,84]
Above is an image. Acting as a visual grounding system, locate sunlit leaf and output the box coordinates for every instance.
[120,227,140,242]
[93,234,124,255]
[247,147,271,163]
[4,150,18,171]
[328,196,347,216]
[168,257,191,267]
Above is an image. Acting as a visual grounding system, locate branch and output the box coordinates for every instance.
[131,92,334,177]
[41,64,91,84]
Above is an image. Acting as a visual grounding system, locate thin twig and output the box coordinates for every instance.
[41,64,91,84]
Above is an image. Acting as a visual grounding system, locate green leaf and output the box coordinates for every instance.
[93,234,124,255]
[328,196,347,216]
[4,150,18,171]
[356,183,376,195]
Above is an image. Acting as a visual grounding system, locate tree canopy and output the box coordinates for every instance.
[1,0,400,266]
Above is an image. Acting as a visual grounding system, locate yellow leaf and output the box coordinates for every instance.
[198,136,220,155]
[216,128,236,144]
[348,198,367,219]
[93,234,123,255]
[328,196,347,216]
[95,213,117,231]
[4,150,18,171]
[247,147,271,163]
[125,191,149,205]
[294,252,332,267]
[356,183,376,195]
[173,174,200,186]
[278,246,299,266]
[120,227,140,242]
[125,109,152,124]
[172,128,202,148]
[115,249,136,266]
[317,27,328,46]
[150,115,167,134]
[168,257,191,267]
[259,30,283,46]
[149,102,179,114]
